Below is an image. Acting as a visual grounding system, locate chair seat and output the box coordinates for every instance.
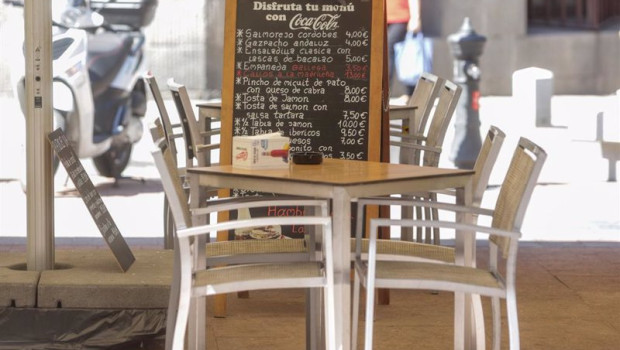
[369,261,504,296]
[195,262,326,295]
[350,238,454,263]
[208,238,307,257]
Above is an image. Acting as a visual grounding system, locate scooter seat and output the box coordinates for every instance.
[87,32,133,98]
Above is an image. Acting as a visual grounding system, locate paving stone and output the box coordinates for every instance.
[0,252,39,307]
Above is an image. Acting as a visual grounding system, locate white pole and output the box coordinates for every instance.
[24,0,54,271]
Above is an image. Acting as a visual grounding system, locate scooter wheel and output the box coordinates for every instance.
[93,142,133,178]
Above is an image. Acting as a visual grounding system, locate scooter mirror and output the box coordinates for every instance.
[53,1,104,30]
[86,11,104,28]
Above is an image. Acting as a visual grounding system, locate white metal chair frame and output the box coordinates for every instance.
[145,74,186,249]
[389,72,444,165]
[396,79,463,244]
[161,78,335,325]
[145,73,181,157]
[432,125,506,207]
[352,125,506,262]
[170,214,336,350]
[152,139,336,350]
[166,78,220,169]
[352,137,547,350]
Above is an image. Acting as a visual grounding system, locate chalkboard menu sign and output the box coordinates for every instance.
[218,0,383,240]
[221,0,384,163]
[48,128,135,272]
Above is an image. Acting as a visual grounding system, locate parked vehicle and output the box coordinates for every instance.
[8,0,157,178]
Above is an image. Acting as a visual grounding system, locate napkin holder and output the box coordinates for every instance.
[232,132,290,169]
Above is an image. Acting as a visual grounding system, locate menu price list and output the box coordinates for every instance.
[233,0,372,160]
[48,128,135,272]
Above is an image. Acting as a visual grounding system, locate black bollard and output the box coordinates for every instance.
[447,18,486,169]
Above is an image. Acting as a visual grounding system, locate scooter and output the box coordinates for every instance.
[9,0,154,178]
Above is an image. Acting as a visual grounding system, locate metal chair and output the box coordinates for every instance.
[162,78,332,316]
[353,137,547,350]
[146,75,223,249]
[145,73,186,249]
[151,136,335,350]
[395,79,463,244]
[144,73,181,160]
[389,72,444,165]
[166,78,219,170]
[351,125,505,261]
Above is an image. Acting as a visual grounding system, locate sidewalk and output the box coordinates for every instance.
[0,93,619,243]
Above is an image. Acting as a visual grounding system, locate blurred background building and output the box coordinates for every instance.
[1,0,619,100]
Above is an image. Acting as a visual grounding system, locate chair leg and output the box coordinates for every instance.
[190,235,208,348]
[415,204,424,242]
[472,294,487,350]
[364,281,376,350]
[165,247,181,350]
[170,247,192,350]
[351,272,361,350]
[423,205,433,243]
[163,198,175,250]
[429,192,440,244]
[307,289,322,350]
[400,201,414,241]
[506,293,521,350]
[187,296,206,350]
[324,284,336,350]
[491,296,501,350]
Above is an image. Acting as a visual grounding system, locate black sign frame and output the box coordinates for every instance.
[218,0,385,240]
[220,0,384,164]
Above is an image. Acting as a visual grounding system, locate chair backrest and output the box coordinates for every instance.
[491,137,547,256]
[144,73,178,157]
[421,79,462,167]
[167,78,205,168]
[471,126,505,205]
[149,118,165,144]
[407,72,444,135]
[152,137,192,230]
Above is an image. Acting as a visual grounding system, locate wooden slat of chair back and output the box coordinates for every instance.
[144,74,178,157]
[407,72,444,136]
[390,73,444,166]
[491,137,547,257]
[152,138,192,230]
[149,118,166,144]
[471,126,505,205]
[421,79,462,167]
[167,79,205,168]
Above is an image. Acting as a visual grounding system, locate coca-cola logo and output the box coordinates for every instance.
[289,13,340,31]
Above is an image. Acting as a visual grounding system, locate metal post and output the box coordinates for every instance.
[25,0,54,271]
[204,0,226,99]
[447,18,486,169]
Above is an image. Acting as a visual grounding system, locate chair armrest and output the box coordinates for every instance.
[388,131,426,142]
[191,196,329,216]
[196,143,220,152]
[178,216,331,239]
[368,218,522,240]
[391,141,442,154]
[200,129,221,137]
[427,188,457,197]
[357,196,495,217]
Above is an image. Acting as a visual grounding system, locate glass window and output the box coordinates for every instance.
[528,0,620,30]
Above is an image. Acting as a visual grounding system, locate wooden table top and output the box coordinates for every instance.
[186,158,473,187]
